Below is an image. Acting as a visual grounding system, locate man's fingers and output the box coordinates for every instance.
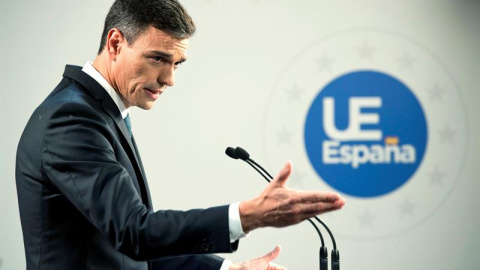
[230,246,285,270]
[293,197,346,217]
[272,161,292,187]
[292,191,342,203]
[268,262,287,270]
[300,199,345,213]
[263,198,346,227]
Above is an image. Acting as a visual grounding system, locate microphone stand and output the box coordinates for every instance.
[226,147,340,270]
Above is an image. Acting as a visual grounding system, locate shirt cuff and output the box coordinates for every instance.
[229,202,247,243]
[220,259,232,270]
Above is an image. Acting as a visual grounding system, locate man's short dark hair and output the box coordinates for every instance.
[98,0,196,54]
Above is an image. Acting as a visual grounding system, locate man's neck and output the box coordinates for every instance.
[92,54,129,109]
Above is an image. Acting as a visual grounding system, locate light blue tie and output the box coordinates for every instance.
[124,114,132,137]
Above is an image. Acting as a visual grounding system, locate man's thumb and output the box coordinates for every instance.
[273,161,292,187]
[260,246,281,263]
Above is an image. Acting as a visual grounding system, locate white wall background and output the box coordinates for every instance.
[1,0,479,269]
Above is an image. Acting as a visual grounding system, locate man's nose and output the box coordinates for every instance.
[158,66,175,87]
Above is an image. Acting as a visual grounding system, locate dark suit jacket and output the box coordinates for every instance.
[16,65,238,269]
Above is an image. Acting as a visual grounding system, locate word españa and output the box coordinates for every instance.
[322,140,416,169]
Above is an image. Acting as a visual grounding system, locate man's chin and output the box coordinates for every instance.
[137,101,156,110]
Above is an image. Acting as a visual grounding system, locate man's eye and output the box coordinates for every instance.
[152,57,162,62]
[174,62,182,68]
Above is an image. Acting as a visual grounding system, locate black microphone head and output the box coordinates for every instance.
[235,147,250,161]
[225,147,239,159]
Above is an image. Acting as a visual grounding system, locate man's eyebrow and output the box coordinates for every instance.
[151,50,173,58]
[150,50,187,63]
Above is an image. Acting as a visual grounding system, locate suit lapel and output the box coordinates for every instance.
[63,65,150,208]
[131,136,152,208]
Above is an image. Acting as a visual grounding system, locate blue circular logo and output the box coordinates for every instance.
[304,70,428,197]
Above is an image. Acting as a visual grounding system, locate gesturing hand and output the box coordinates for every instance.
[239,161,345,233]
[229,246,285,270]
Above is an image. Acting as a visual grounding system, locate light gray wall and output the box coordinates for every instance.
[1,0,479,269]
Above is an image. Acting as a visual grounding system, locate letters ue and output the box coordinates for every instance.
[323,97,382,141]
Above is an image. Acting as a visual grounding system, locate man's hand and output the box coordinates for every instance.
[229,246,285,270]
[239,161,345,233]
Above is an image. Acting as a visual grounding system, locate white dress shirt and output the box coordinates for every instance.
[82,62,245,269]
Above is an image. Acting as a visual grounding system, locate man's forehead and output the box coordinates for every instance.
[133,28,188,61]
[141,26,189,49]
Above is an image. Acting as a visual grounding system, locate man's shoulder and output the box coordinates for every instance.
[39,74,100,115]
[18,74,108,143]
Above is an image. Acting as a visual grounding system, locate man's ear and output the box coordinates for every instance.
[106,28,125,60]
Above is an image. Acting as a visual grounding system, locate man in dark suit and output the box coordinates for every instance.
[15,0,345,269]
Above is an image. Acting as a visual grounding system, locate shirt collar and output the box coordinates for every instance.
[81,61,130,119]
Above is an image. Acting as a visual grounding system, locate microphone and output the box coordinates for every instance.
[331,249,340,270]
[226,147,270,182]
[233,147,273,180]
[226,146,328,269]
[225,146,340,270]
